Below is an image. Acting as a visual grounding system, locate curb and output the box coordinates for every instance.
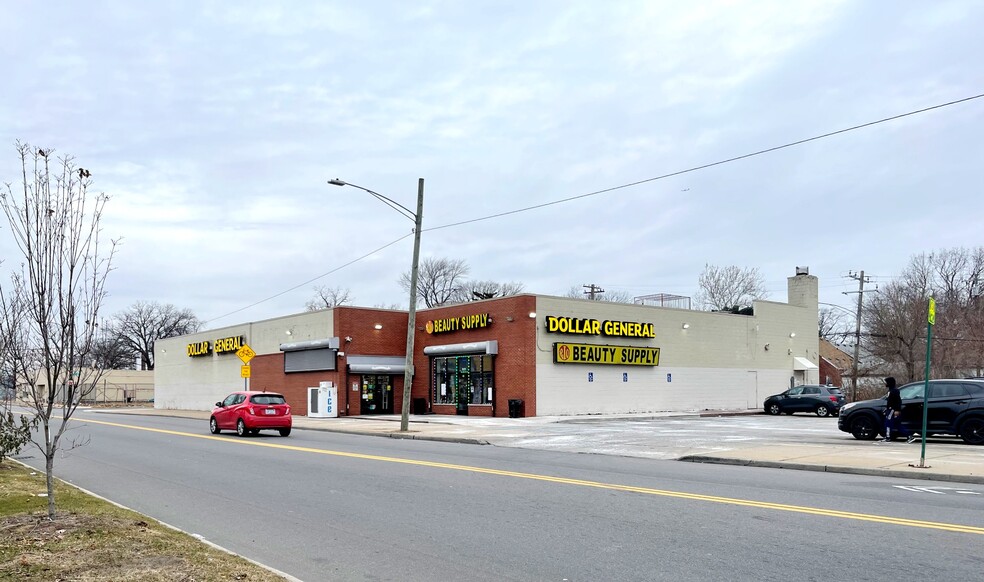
[385,432,491,445]
[678,455,984,485]
[11,459,303,582]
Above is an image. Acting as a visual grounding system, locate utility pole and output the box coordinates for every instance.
[583,284,604,300]
[843,270,873,402]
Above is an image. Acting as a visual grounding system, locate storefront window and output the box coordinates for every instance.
[431,354,494,405]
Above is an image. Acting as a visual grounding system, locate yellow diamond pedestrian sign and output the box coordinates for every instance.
[236,344,255,364]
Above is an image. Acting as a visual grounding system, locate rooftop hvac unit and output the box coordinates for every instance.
[308,381,337,418]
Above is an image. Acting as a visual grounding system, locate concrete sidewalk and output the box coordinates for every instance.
[92,407,984,485]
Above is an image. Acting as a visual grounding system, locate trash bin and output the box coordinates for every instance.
[412,397,428,415]
[508,399,524,418]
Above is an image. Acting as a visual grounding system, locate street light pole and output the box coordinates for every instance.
[402,179,424,431]
[328,178,423,432]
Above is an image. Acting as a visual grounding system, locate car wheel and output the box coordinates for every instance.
[766,402,782,415]
[815,405,830,418]
[850,414,880,440]
[279,427,291,437]
[958,416,984,445]
[209,417,220,434]
[236,419,248,437]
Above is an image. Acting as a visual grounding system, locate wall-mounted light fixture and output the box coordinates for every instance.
[345,336,353,343]
[528,312,537,319]
[682,323,690,330]
[764,343,770,351]
[374,324,383,330]
[789,332,796,338]
[285,329,293,336]
[505,316,514,322]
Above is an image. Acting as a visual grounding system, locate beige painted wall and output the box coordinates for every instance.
[533,274,819,415]
[154,310,334,410]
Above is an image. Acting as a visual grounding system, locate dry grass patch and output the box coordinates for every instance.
[0,463,288,581]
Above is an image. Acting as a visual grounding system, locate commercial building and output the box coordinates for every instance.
[154,269,820,417]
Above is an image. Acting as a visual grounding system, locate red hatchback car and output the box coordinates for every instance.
[210,391,292,437]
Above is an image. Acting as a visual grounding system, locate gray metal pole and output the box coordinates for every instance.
[400,178,424,432]
[851,270,864,401]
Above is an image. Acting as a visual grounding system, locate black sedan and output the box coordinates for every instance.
[837,379,984,444]
[764,385,845,417]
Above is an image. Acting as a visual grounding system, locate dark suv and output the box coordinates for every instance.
[837,379,984,444]
[764,384,845,417]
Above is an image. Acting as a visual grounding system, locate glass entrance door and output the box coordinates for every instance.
[360,375,394,415]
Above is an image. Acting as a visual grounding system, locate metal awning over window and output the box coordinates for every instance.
[793,356,818,370]
[347,355,406,374]
[423,340,498,356]
[280,338,340,373]
[279,338,340,352]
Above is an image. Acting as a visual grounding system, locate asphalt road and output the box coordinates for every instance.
[14,411,984,582]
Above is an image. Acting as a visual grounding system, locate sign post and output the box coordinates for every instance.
[913,298,935,469]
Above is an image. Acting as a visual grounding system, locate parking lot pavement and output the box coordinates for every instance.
[89,407,984,484]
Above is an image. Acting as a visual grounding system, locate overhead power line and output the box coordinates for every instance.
[206,92,984,324]
[428,92,984,231]
[204,233,411,325]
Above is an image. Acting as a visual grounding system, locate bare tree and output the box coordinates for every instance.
[399,257,469,308]
[89,334,137,370]
[305,285,353,311]
[106,301,201,370]
[694,264,768,311]
[0,297,33,463]
[863,247,984,381]
[562,285,634,303]
[454,280,525,302]
[819,307,853,342]
[0,142,118,518]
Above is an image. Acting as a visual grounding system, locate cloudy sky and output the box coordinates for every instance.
[2,1,981,329]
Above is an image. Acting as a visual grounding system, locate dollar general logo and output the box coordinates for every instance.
[545,315,655,338]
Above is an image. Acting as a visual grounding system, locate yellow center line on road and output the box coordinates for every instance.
[81,417,984,536]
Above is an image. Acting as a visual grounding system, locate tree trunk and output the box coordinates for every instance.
[45,448,56,519]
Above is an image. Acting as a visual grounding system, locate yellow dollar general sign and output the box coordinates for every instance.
[928,297,936,326]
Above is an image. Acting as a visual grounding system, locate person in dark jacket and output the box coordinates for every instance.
[880,377,916,443]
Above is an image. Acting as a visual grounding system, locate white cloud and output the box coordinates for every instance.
[1,0,981,326]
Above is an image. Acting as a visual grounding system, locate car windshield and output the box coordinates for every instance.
[250,394,286,405]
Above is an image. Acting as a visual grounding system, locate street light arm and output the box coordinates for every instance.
[328,179,417,222]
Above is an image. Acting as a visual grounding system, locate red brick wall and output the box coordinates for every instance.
[250,353,337,416]
[247,299,539,418]
[333,307,409,416]
[414,295,537,417]
[820,357,844,388]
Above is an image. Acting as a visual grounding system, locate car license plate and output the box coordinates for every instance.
[264,409,276,415]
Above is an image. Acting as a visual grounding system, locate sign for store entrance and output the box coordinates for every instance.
[426,313,491,334]
[553,342,660,366]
